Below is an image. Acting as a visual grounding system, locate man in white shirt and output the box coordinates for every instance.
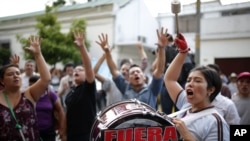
[20,59,39,92]
[212,92,240,125]
[57,63,75,111]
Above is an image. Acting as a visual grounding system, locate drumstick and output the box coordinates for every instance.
[171,0,181,35]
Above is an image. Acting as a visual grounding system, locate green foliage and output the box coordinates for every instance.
[16,2,90,66]
[68,19,90,50]
[53,0,66,7]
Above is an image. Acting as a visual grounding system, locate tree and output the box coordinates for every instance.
[17,1,90,67]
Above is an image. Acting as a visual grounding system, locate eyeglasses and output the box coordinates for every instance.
[74,68,84,73]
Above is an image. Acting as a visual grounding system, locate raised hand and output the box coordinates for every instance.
[73,30,85,48]
[95,33,110,53]
[174,33,189,53]
[10,54,20,66]
[25,36,41,55]
[155,27,169,49]
[136,42,143,50]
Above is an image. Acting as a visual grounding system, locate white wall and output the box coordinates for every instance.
[0,4,115,68]
[200,38,250,65]
[115,0,158,47]
[202,14,250,35]
[0,16,38,68]
[158,15,175,34]
[158,1,250,66]
[200,13,250,65]
[86,18,114,60]
[0,0,159,72]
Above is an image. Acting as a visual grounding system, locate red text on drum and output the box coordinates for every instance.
[103,126,178,141]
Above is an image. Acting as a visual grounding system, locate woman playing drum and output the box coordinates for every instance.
[164,33,229,141]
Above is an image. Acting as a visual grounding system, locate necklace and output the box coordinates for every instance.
[2,91,26,141]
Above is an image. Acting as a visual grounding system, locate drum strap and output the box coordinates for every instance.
[212,113,223,141]
[181,108,220,124]
[169,107,224,140]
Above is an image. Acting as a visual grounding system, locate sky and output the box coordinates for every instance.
[1,0,249,18]
[0,0,173,18]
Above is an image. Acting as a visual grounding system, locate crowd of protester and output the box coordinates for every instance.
[0,27,249,141]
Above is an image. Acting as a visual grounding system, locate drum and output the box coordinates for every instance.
[90,99,181,141]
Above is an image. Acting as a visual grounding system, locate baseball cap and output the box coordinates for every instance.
[237,72,250,80]
[230,72,237,78]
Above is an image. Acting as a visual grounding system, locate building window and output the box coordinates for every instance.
[222,8,250,16]
[178,15,198,33]
[0,41,11,66]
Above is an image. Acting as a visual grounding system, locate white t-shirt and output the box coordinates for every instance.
[232,94,250,125]
[175,91,230,141]
[20,72,39,92]
[58,75,74,108]
[102,78,122,106]
[212,93,240,125]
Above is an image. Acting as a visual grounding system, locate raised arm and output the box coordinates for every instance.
[164,33,190,103]
[153,27,168,79]
[151,48,160,73]
[9,54,20,67]
[25,36,51,102]
[136,42,148,72]
[96,33,120,79]
[73,30,95,83]
[93,53,106,83]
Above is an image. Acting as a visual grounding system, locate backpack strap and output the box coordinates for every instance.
[212,113,223,141]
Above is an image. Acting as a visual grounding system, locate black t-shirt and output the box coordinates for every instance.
[65,81,96,140]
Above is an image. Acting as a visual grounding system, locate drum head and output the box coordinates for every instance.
[109,113,174,129]
[90,99,180,141]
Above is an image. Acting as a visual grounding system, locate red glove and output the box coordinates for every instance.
[174,33,190,53]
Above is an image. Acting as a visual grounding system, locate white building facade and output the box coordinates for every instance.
[158,1,250,76]
[0,0,158,73]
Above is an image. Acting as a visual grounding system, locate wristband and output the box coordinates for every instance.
[178,48,190,53]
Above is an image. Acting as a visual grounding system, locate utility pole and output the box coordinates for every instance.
[195,0,201,66]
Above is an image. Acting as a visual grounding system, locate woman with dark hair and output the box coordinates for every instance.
[0,36,51,140]
[164,33,229,141]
